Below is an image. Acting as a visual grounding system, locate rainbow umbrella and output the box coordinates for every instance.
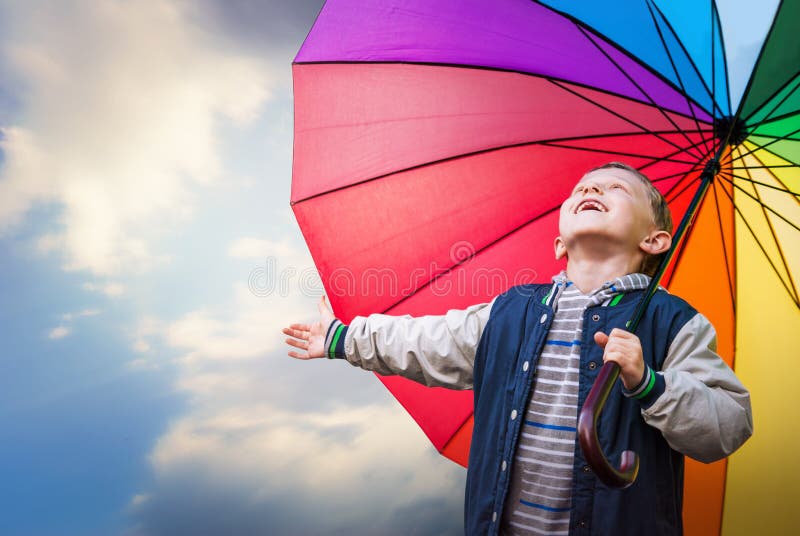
[290,0,800,533]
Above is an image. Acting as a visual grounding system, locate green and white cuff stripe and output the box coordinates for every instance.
[324,319,348,359]
[622,365,665,408]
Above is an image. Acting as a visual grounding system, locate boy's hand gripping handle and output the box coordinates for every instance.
[577,361,639,488]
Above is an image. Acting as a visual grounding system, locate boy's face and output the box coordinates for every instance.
[556,168,657,258]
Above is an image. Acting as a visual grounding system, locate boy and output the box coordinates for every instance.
[283,162,752,535]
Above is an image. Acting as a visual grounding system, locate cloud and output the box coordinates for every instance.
[131,403,464,536]
[130,239,465,534]
[228,237,296,260]
[47,325,71,339]
[0,1,272,275]
[190,0,326,54]
[82,281,126,297]
[61,309,101,321]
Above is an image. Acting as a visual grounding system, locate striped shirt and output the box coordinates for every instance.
[500,273,650,535]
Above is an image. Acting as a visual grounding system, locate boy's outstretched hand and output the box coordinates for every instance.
[283,296,336,359]
[594,328,646,390]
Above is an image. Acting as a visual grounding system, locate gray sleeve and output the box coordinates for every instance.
[342,300,494,389]
[641,313,753,463]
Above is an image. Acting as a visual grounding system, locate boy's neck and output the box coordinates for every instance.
[565,252,644,294]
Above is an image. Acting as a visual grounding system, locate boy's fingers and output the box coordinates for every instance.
[282,327,309,340]
[288,323,311,332]
[286,338,309,350]
[318,296,332,315]
[609,327,635,340]
[593,331,609,348]
[288,350,309,360]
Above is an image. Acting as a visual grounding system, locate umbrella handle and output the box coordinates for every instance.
[577,361,639,488]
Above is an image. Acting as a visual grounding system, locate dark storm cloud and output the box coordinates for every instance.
[189,0,326,53]
[129,452,464,536]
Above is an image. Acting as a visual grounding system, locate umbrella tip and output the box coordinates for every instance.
[713,115,748,148]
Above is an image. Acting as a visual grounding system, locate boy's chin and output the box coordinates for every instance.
[564,232,636,252]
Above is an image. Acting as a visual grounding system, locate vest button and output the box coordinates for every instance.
[592,314,600,321]
[501,460,507,472]
[492,512,498,523]
[510,409,518,421]
[523,361,530,372]
[588,361,597,370]
[539,313,547,324]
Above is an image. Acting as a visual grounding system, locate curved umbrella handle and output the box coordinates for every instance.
[577,361,639,488]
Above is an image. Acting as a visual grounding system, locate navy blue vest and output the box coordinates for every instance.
[465,284,697,535]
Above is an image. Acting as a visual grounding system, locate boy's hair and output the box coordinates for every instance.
[588,162,673,277]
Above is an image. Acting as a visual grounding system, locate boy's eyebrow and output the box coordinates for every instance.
[573,173,636,189]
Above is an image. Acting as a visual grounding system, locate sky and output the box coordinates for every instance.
[0,1,779,535]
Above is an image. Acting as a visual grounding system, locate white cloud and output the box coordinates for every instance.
[227,237,296,260]
[83,281,126,297]
[0,0,272,275]
[61,309,101,321]
[134,401,464,534]
[129,494,151,508]
[131,237,464,533]
[167,282,311,363]
[133,340,151,354]
[47,325,71,339]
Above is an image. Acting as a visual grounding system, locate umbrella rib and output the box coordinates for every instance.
[530,0,714,118]
[730,125,800,165]
[715,0,734,120]
[734,162,800,304]
[547,76,706,162]
[731,163,798,171]
[665,170,704,205]
[733,0,785,121]
[292,130,708,205]
[376,205,562,314]
[538,140,697,166]
[620,0,714,155]
[716,173,800,309]
[652,167,700,187]
[741,74,800,132]
[722,172,800,197]
[751,107,800,128]
[746,132,800,142]
[295,59,714,127]
[573,24,707,161]
[638,134,716,172]
[709,177,737,313]
[646,0,726,132]
[711,0,718,158]
[719,174,800,230]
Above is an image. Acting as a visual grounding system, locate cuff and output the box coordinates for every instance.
[323,319,348,360]
[622,366,666,409]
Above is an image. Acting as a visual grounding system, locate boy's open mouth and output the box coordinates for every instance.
[575,199,608,213]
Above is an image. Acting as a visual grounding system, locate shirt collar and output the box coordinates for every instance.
[551,270,652,307]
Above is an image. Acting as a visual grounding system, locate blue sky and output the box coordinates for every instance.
[0,1,778,535]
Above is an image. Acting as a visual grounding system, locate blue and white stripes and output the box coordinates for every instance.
[500,272,652,534]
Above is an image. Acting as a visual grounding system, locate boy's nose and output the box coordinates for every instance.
[580,183,602,194]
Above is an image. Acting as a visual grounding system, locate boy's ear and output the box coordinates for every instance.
[639,229,672,255]
[554,236,567,260]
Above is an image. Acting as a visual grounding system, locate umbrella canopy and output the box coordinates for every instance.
[290,1,800,534]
